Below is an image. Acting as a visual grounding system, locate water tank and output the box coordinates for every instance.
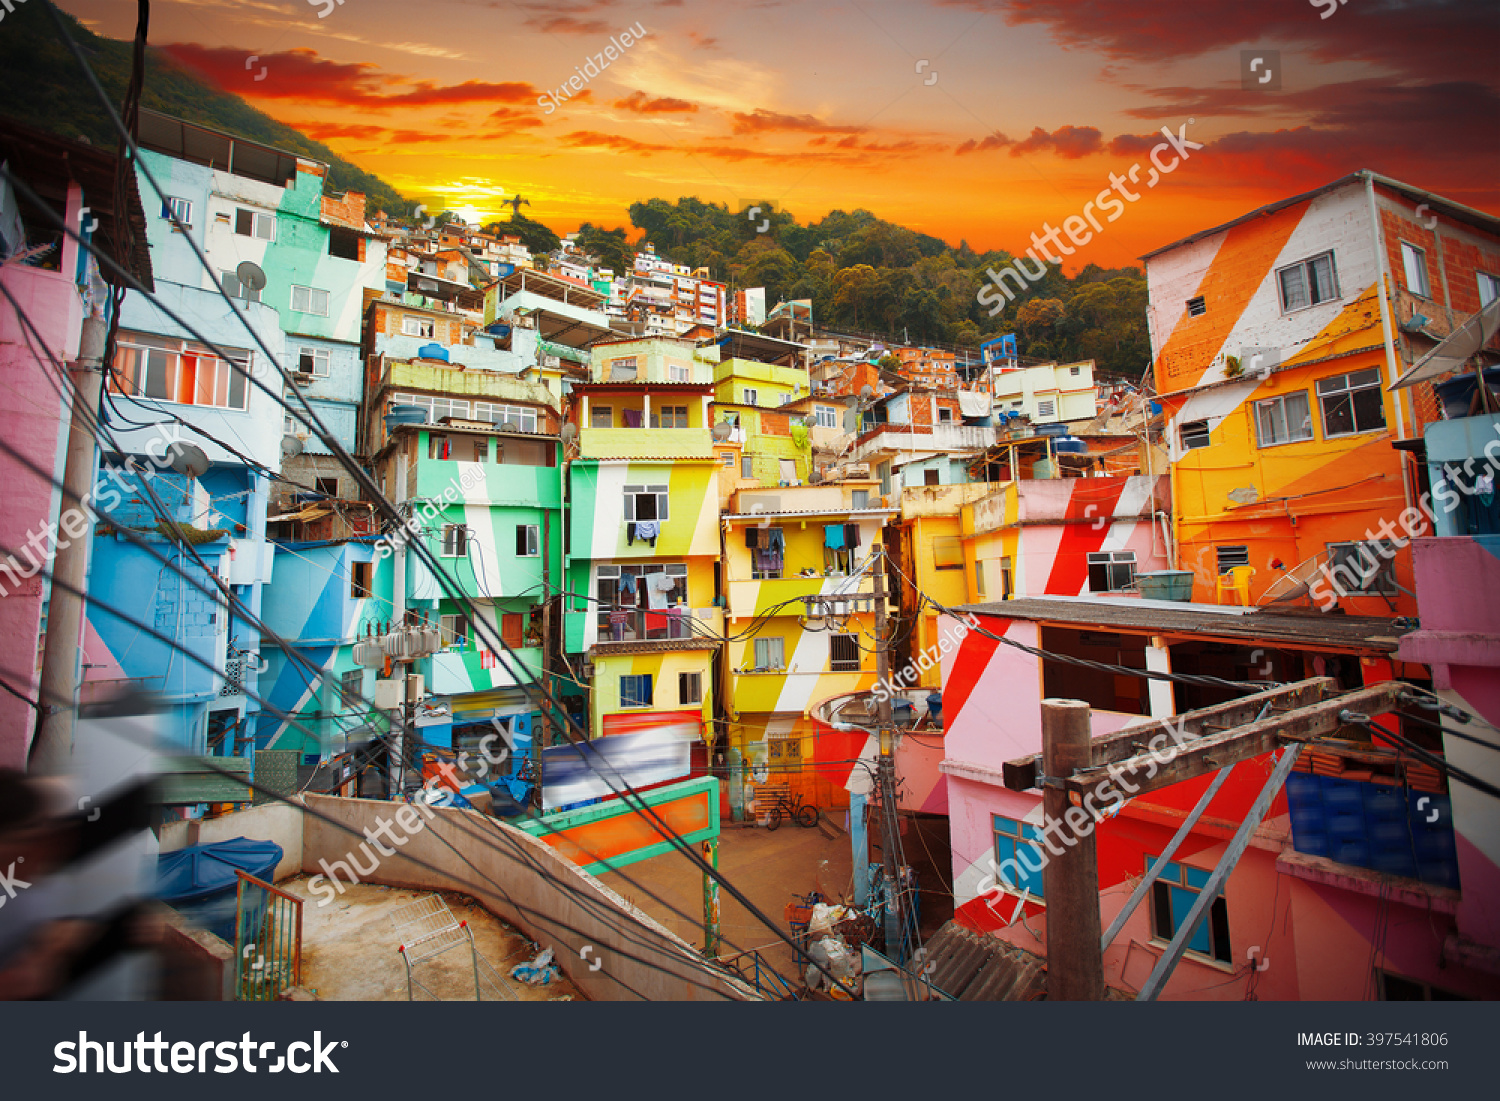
[385,404,428,431]
[417,342,449,362]
[1052,436,1088,454]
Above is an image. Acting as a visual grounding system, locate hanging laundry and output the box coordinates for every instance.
[618,572,637,597]
[845,523,861,547]
[646,582,668,609]
[766,527,785,552]
[824,524,846,550]
[745,527,759,548]
[626,522,637,544]
[634,519,659,545]
[622,409,642,428]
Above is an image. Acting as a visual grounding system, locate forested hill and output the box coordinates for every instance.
[624,198,1152,377]
[0,4,410,219]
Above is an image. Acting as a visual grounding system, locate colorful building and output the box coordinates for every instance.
[711,329,815,486]
[719,481,894,818]
[1143,171,1500,610]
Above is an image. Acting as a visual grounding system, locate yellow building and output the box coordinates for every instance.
[711,328,815,486]
[719,481,894,818]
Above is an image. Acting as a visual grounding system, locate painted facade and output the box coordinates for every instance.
[1144,173,1500,610]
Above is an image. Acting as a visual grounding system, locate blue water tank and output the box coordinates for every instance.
[417,342,449,362]
[1052,436,1088,453]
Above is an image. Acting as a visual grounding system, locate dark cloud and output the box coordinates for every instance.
[1010,124,1103,158]
[955,131,1013,155]
[729,108,865,135]
[613,90,699,114]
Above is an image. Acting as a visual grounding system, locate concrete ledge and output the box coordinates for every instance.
[1276,849,1460,914]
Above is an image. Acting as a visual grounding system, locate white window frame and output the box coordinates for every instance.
[1087,550,1137,593]
[622,484,670,523]
[1253,390,1313,447]
[291,285,330,317]
[668,363,690,382]
[476,403,538,432]
[220,270,261,304]
[111,332,252,411]
[1478,271,1500,307]
[441,524,468,558]
[814,404,837,428]
[678,671,703,706]
[743,387,759,406]
[234,207,275,240]
[296,345,332,377]
[753,636,785,671]
[1316,368,1386,438]
[439,613,469,649]
[162,197,192,226]
[515,524,540,557]
[403,315,436,338]
[1400,241,1431,298]
[1277,251,1339,313]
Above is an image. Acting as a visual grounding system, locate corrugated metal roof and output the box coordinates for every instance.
[917,921,1134,1000]
[959,596,1405,652]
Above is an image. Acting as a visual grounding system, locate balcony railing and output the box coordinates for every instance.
[596,607,694,643]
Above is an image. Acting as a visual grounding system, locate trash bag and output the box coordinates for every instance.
[510,946,559,985]
[805,935,860,992]
[808,903,849,939]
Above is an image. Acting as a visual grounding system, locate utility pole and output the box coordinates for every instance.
[33,315,106,774]
[871,544,902,960]
[1039,698,1104,1000]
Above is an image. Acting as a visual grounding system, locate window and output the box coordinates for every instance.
[162,197,192,226]
[472,439,489,462]
[778,459,798,483]
[428,434,454,461]
[753,637,785,671]
[1069,365,1082,376]
[339,668,365,709]
[975,560,986,597]
[741,456,754,478]
[475,403,539,433]
[668,364,690,382]
[291,285,330,316]
[992,816,1046,898]
[590,405,613,428]
[1179,419,1211,450]
[1000,556,1014,599]
[720,451,735,467]
[830,634,860,672]
[439,614,469,649]
[1186,295,1206,317]
[315,477,339,497]
[441,524,468,557]
[515,524,539,557]
[768,734,802,774]
[220,270,260,303]
[931,536,964,571]
[1216,545,1249,574]
[110,333,251,411]
[1088,550,1137,592]
[349,560,372,598]
[814,404,837,428]
[296,346,331,377]
[1253,391,1313,447]
[1317,369,1386,437]
[678,671,702,706]
[1149,857,1231,964]
[1479,272,1500,307]
[1400,242,1431,297]
[609,357,637,381]
[652,405,689,429]
[620,674,653,708]
[328,227,360,261]
[1277,251,1338,312]
[743,388,758,406]
[924,469,942,486]
[234,207,274,240]
[1037,398,1056,419]
[938,406,953,423]
[1326,540,1398,596]
[623,484,669,523]
[403,316,435,338]
[851,490,870,509]
[392,393,471,425]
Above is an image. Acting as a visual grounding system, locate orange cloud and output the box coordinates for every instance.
[613,90,699,114]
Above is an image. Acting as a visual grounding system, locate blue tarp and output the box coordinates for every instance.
[156,838,283,942]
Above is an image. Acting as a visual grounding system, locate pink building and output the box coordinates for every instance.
[937,596,1500,1000]
[0,120,152,767]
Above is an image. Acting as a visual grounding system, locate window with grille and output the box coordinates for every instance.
[1149,857,1231,964]
[291,285,330,316]
[1186,295,1206,317]
[1277,252,1338,312]
[1254,391,1313,447]
[339,668,364,708]
[1216,545,1249,574]
[830,634,860,672]
[620,674,653,708]
[441,524,467,557]
[1087,550,1137,592]
[1317,369,1386,437]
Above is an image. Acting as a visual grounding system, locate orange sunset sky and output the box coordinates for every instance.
[59,0,1500,268]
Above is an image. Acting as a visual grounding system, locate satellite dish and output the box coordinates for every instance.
[843,408,859,432]
[860,384,874,398]
[711,421,733,442]
[235,261,267,293]
[560,423,578,442]
[281,435,304,459]
[165,442,210,479]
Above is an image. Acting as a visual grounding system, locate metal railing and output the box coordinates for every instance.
[234,870,303,1001]
[597,607,694,642]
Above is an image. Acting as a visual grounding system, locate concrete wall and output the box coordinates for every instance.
[159,800,305,882]
[301,795,757,1001]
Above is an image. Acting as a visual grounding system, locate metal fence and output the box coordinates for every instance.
[233,870,303,1001]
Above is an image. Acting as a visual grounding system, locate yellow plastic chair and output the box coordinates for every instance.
[1216,565,1256,606]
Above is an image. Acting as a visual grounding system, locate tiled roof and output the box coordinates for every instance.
[589,639,719,655]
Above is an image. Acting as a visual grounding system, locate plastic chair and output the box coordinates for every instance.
[1216,565,1256,605]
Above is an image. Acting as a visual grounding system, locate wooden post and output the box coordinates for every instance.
[1039,698,1104,1001]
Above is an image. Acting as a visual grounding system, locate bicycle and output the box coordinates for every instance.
[765,790,819,831]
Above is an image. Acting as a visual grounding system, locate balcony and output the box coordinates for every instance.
[725,573,874,620]
[594,608,695,644]
[577,426,712,459]
[850,422,995,463]
[378,332,524,373]
[412,454,562,508]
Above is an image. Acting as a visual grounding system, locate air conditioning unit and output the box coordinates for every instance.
[541,354,560,368]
